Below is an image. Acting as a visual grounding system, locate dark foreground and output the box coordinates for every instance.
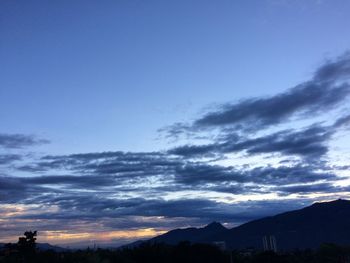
[2,242,350,263]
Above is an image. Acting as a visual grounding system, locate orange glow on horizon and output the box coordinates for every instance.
[40,228,167,244]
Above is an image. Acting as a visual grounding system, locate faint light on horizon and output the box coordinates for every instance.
[39,228,167,244]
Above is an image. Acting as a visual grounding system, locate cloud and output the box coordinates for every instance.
[221,125,331,158]
[13,196,232,221]
[1,149,340,230]
[163,52,350,136]
[274,182,340,195]
[20,151,181,175]
[0,176,49,203]
[0,154,22,165]
[169,124,332,159]
[6,196,325,239]
[23,175,117,188]
[0,155,345,242]
[169,112,350,160]
[8,131,342,198]
[314,52,350,82]
[195,83,348,130]
[0,133,49,149]
[11,195,314,226]
[333,113,350,128]
[168,144,219,158]
[1,195,338,246]
[14,149,339,195]
[174,163,337,186]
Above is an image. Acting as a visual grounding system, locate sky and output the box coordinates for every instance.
[1,0,350,247]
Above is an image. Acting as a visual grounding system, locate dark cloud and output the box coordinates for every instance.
[2,151,340,222]
[314,52,350,82]
[222,125,331,158]
[19,151,181,176]
[333,113,350,128]
[169,124,332,159]
[1,196,337,247]
[168,144,218,158]
[0,133,49,149]
[12,194,308,224]
[23,175,117,188]
[0,174,145,204]
[10,196,320,233]
[175,163,244,184]
[0,160,344,240]
[11,150,339,199]
[163,53,350,137]
[274,182,340,195]
[174,163,337,186]
[194,83,348,131]
[164,54,350,167]
[15,196,232,221]
[0,176,26,202]
[0,154,22,164]
[0,176,49,203]
[247,165,337,185]
[169,112,350,160]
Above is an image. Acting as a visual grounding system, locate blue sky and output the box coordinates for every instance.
[2,0,350,153]
[1,0,350,246]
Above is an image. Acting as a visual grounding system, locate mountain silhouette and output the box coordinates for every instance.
[0,242,68,252]
[150,221,227,245]
[142,199,350,250]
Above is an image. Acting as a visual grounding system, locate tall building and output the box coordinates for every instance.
[262,235,277,252]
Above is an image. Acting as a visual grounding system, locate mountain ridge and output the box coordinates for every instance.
[133,199,350,250]
[0,242,69,252]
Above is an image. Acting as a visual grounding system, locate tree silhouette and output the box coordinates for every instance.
[18,230,37,258]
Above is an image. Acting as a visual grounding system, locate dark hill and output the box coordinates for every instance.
[150,221,228,245]
[144,199,350,250]
[222,199,350,250]
[0,242,68,252]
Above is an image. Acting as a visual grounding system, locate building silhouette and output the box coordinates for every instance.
[212,241,226,251]
[262,235,277,252]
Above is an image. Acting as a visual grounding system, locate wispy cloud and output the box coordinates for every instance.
[0,133,49,149]
[164,52,350,136]
[169,113,350,160]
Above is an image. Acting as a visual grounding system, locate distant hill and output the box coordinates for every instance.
[0,242,69,252]
[135,199,350,250]
[36,243,69,252]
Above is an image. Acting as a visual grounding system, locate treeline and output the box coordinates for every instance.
[2,242,350,263]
